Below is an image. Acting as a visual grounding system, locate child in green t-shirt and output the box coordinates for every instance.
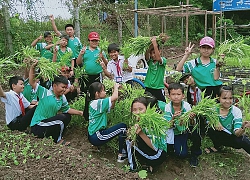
[176,37,223,98]
[163,83,201,167]
[84,82,127,162]
[206,86,250,154]
[126,96,167,173]
[144,36,167,102]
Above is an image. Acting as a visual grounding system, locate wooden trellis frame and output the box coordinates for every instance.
[128,5,220,46]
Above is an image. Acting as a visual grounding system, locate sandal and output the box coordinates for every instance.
[58,139,71,146]
[204,147,218,154]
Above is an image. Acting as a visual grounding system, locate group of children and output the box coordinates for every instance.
[1,14,250,173]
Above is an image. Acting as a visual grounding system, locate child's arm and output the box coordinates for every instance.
[52,46,58,62]
[145,44,153,61]
[176,42,194,71]
[67,108,83,116]
[31,34,43,47]
[0,84,6,98]
[151,36,162,63]
[44,44,54,50]
[110,83,120,102]
[123,59,132,72]
[100,61,112,79]
[100,52,108,65]
[29,60,39,90]
[76,46,86,65]
[49,15,61,37]
[214,55,224,80]
[135,124,156,151]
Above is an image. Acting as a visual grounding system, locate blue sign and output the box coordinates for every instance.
[213,0,250,12]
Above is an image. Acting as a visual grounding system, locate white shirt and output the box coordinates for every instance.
[0,90,30,125]
[107,55,133,82]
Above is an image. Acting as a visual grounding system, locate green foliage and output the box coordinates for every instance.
[138,170,147,179]
[69,96,87,127]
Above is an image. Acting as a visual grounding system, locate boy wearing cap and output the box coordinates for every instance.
[101,43,133,84]
[76,32,108,93]
[31,32,53,60]
[176,37,223,98]
[50,15,82,75]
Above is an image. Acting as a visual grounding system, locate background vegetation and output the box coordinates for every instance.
[0,0,249,58]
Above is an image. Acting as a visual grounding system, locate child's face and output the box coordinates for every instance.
[132,102,147,115]
[150,49,161,61]
[12,80,24,93]
[45,35,52,44]
[89,40,99,49]
[199,45,214,58]
[109,50,119,61]
[65,27,74,37]
[96,86,106,99]
[219,90,233,109]
[169,89,184,104]
[53,83,67,96]
[183,76,195,86]
[60,38,68,47]
[61,70,70,79]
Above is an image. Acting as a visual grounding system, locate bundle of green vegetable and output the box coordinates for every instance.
[128,106,171,151]
[121,34,167,59]
[0,57,21,84]
[99,38,110,53]
[36,57,61,80]
[179,91,220,130]
[21,46,40,66]
[216,38,250,68]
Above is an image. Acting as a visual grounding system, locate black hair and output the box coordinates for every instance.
[9,76,24,90]
[52,75,68,86]
[65,24,74,30]
[83,82,105,121]
[179,73,191,82]
[168,83,185,95]
[44,31,52,38]
[60,34,69,41]
[131,95,159,113]
[218,85,232,97]
[108,43,120,53]
[131,97,148,112]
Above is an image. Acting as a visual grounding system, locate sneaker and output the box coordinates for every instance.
[189,156,198,168]
[117,154,127,163]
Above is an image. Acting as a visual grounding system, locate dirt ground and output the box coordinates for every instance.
[1,47,250,180]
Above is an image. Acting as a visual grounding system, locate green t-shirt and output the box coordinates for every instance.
[82,46,106,75]
[218,105,242,135]
[36,43,53,60]
[55,46,73,67]
[67,37,82,59]
[144,57,167,89]
[88,97,111,135]
[30,84,70,126]
[163,101,191,135]
[183,57,222,89]
[23,79,37,103]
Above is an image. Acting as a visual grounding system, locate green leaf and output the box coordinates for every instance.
[138,170,147,179]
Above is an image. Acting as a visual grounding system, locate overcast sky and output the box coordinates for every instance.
[15,0,72,20]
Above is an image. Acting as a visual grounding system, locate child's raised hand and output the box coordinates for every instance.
[100,61,106,69]
[184,42,195,55]
[49,14,54,21]
[37,34,43,40]
[32,59,38,67]
[80,46,86,55]
[173,110,182,118]
[53,46,58,54]
[114,83,121,90]
[150,36,157,43]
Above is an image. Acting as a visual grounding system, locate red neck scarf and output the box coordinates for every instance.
[16,94,25,116]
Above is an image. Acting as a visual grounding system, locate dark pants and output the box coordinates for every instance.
[208,128,250,154]
[7,106,37,131]
[145,87,166,102]
[80,74,101,94]
[65,90,78,103]
[31,113,71,143]
[88,123,127,154]
[174,127,202,158]
[126,136,167,170]
[203,85,222,99]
